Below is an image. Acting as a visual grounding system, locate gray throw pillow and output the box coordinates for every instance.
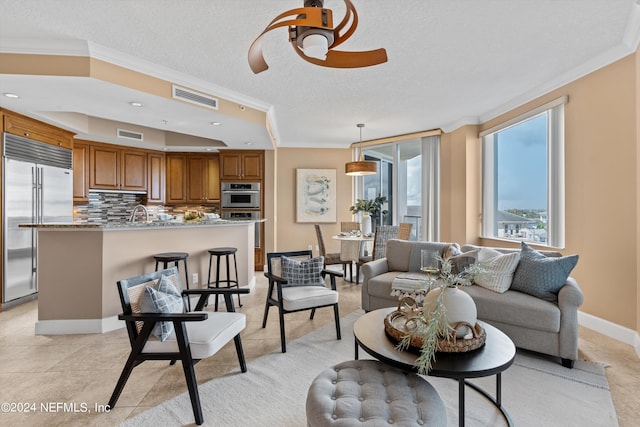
[281,255,325,287]
[511,242,578,302]
[141,274,184,341]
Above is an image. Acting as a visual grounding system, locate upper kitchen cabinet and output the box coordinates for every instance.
[89,143,147,191]
[187,154,220,204]
[147,152,165,204]
[219,150,264,181]
[166,153,188,204]
[2,109,74,149]
[73,140,90,203]
[166,153,220,205]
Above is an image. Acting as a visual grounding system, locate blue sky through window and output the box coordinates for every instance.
[496,113,547,210]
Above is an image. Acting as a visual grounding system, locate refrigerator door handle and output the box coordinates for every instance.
[38,167,44,223]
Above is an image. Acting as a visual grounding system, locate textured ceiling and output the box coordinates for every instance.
[0,0,639,151]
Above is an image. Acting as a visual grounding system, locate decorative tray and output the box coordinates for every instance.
[383,303,486,353]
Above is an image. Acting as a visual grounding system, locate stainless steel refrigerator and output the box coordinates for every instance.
[2,133,73,304]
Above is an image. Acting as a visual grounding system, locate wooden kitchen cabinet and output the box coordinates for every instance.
[2,109,74,149]
[89,144,147,191]
[166,153,188,204]
[73,141,90,203]
[186,154,220,204]
[146,152,165,204]
[219,150,263,180]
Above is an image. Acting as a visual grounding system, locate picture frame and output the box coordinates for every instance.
[296,168,337,223]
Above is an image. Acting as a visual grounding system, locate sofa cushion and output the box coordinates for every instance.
[511,242,578,302]
[367,271,407,300]
[386,239,452,272]
[474,251,520,293]
[461,285,561,333]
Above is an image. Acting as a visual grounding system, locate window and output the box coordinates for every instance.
[481,97,566,247]
[357,134,440,241]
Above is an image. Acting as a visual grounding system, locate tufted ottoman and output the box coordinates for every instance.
[306,360,446,426]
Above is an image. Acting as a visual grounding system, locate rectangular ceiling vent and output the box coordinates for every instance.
[172,85,218,110]
[117,128,144,141]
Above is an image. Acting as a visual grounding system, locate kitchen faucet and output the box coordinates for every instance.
[129,204,149,223]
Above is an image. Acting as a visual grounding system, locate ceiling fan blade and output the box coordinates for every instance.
[248,6,333,74]
[292,43,388,69]
[331,0,357,49]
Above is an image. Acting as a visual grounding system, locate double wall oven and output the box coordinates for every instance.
[221,182,261,248]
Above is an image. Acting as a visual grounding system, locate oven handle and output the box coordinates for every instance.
[222,190,260,194]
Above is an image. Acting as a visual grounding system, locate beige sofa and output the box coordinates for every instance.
[361,239,584,368]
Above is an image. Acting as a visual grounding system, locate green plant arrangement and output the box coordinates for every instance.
[349,195,388,225]
[395,256,487,374]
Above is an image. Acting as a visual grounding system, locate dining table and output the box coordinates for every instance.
[332,233,374,282]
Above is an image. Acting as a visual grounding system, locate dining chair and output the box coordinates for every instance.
[107,267,249,425]
[315,224,353,280]
[398,222,413,240]
[355,225,401,284]
[262,250,342,352]
[340,221,360,233]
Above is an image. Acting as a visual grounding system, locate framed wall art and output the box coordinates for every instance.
[296,168,337,223]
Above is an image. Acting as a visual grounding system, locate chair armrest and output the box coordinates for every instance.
[322,269,344,278]
[183,288,250,296]
[264,272,288,284]
[361,258,390,283]
[558,277,584,309]
[184,288,250,313]
[118,312,208,322]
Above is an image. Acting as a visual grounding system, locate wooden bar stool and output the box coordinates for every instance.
[207,247,241,311]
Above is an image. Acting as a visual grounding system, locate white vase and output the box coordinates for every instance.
[361,213,372,236]
[423,286,477,338]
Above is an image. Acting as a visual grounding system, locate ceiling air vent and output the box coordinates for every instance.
[117,128,144,141]
[172,85,218,110]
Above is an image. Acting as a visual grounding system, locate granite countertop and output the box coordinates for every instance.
[20,219,265,229]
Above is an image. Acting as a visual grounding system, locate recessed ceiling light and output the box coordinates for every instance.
[3,93,19,99]
[129,101,143,107]
[211,122,222,126]
[245,141,253,146]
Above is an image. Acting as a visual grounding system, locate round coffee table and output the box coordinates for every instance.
[353,308,516,427]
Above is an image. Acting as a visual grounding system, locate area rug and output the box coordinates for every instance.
[122,311,618,426]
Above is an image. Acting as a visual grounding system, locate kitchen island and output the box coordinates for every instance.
[21,219,262,335]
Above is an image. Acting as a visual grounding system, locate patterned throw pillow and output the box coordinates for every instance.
[511,242,579,302]
[474,252,520,293]
[141,275,184,341]
[281,255,325,287]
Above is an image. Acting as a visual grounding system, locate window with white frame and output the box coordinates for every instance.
[358,134,440,241]
[481,97,566,248]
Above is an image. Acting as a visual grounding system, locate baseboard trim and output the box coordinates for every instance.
[578,310,640,359]
[35,316,123,335]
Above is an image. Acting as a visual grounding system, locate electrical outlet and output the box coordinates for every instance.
[192,273,198,285]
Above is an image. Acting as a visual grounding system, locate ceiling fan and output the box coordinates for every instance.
[248,0,388,74]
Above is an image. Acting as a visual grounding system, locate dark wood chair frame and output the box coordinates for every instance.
[262,250,342,353]
[107,267,250,426]
[315,224,353,281]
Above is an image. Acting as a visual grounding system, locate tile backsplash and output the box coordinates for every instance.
[73,192,219,224]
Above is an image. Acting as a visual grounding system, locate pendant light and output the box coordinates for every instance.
[345,124,377,176]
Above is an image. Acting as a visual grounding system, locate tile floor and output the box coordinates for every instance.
[0,271,637,426]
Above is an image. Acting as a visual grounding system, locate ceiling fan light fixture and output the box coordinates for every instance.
[301,33,329,60]
[345,123,377,176]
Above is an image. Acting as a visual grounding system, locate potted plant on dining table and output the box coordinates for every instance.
[349,195,388,235]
